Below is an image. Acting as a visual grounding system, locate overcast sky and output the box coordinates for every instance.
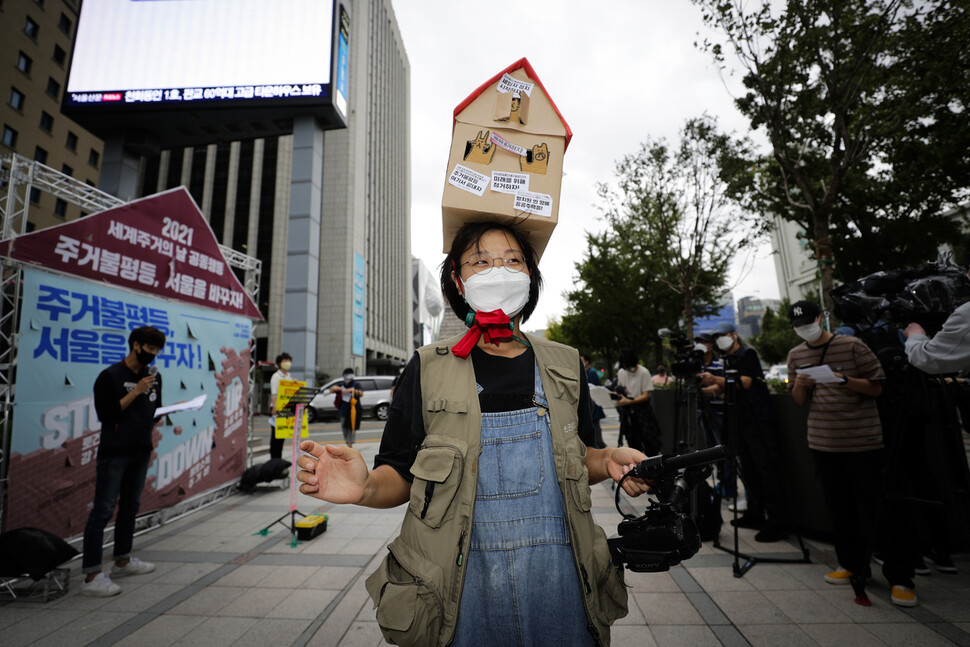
[390,0,783,330]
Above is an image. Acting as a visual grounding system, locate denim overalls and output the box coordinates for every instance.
[451,363,594,646]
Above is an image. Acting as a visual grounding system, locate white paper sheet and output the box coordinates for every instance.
[794,365,842,384]
[155,393,208,417]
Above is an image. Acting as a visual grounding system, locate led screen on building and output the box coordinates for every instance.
[63,0,348,144]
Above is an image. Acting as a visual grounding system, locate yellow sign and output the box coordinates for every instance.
[274,379,309,439]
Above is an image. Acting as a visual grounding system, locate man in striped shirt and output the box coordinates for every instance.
[787,300,916,608]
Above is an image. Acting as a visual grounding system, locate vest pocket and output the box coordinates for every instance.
[365,537,445,647]
[408,440,464,528]
[564,455,592,512]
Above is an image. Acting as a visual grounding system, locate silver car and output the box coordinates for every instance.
[307,375,395,423]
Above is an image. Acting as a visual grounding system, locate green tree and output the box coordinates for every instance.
[594,115,755,339]
[749,301,801,365]
[692,0,970,311]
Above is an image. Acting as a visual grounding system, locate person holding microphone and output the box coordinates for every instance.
[81,326,166,597]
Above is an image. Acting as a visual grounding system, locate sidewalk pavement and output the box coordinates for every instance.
[2,428,969,647]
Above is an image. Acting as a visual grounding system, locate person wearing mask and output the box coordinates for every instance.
[330,368,363,447]
[652,364,674,386]
[81,326,165,596]
[700,321,789,542]
[268,352,292,460]
[787,300,917,607]
[296,221,649,646]
[616,348,662,456]
[581,353,608,449]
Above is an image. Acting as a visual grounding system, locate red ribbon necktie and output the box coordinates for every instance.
[451,310,513,359]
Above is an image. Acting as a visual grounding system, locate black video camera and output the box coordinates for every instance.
[658,328,705,379]
[608,445,726,572]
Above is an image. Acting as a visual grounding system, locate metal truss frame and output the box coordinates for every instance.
[0,153,261,535]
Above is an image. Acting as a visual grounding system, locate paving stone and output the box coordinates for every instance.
[769,589,854,624]
[649,624,723,647]
[0,609,86,646]
[171,616,258,647]
[707,590,790,625]
[267,588,339,619]
[800,622,889,647]
[865,621,966,646]
[631,591,705,625]
[608,624,658,647]
[113,614,205,647]
[37,609,141,646]
[737,623,818,647]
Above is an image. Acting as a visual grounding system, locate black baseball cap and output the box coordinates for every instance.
[788,300,821,326]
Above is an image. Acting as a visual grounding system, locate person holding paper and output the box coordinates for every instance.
[81,326,165,597]
[786,300,916,607]
[269,352,293,459]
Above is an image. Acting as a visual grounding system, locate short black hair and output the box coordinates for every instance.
[440,222,543,324]
[618,348,638,370]
[275,352,292,367]
[342,367,354,376]
[581,353,592,364]
[128,326,165,351]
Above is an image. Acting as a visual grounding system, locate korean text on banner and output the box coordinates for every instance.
[274,379,310,439]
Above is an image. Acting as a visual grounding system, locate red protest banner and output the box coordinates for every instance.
[0,188,263,320]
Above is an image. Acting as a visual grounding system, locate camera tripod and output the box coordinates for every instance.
[711,354,811,578]
[858,367,970,603]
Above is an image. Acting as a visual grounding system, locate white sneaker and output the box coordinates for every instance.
[110,557,155,578]
[81,572,122,597]
[728,500,748,513]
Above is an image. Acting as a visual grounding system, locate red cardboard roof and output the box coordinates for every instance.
[453,57,573,151]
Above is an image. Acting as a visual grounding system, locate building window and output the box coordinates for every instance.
[54,198,67,217]
[8,87,25,111]
[34,146,48,165]
[2,125,17,148]
[16,52,32,75]
[62,163,73,176]
[46,78,60,99]
[29,187,40,204]
[40,111,54,132]
[24,17,39,39]
[66,130,78,151]
[88,149,99,168]
[58,13,71,35]
[53,44,66,66]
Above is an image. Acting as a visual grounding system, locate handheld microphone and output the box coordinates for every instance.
[148,365,158,376]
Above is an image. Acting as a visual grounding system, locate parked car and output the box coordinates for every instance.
[307,375,395,423]
[765,364,790,383]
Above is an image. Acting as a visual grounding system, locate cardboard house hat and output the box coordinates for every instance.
[441,58,572,260]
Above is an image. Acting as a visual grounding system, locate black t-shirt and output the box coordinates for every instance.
[374,345,596,482]
[93,360,162,455]
[729,345,774,424]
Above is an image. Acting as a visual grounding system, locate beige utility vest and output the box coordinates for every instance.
[365,333,628,647]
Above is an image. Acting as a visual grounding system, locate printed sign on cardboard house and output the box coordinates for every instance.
[442,58,572,259]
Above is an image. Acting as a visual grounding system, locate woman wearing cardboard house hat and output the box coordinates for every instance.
[295,60,649,647]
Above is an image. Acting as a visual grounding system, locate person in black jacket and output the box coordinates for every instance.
[81,326,165,597]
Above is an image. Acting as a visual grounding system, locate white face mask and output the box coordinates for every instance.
[694,343,708,353]
[461,266,531,317]
[716,335,734,352]
[794,322,823,342]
